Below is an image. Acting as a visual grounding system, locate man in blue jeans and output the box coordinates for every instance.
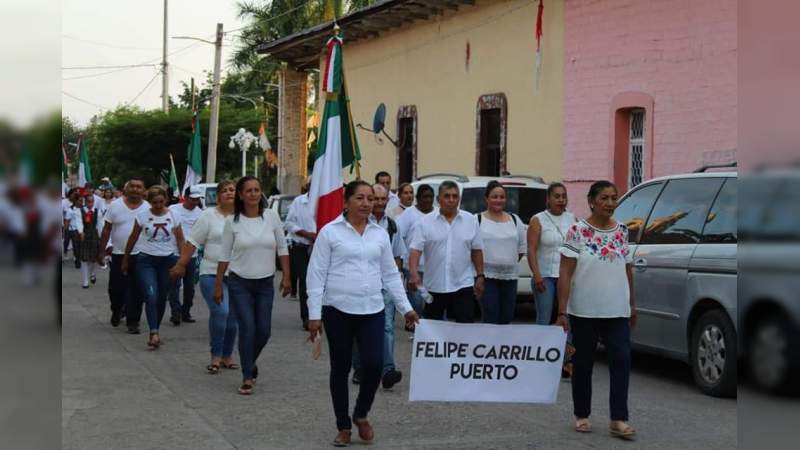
[352,184,406,389]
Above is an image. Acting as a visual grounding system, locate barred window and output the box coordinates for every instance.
[629,109,645,189]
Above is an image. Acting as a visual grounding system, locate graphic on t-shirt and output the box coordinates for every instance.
[144,216,173,243]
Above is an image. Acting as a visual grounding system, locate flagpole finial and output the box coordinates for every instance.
[333,22,341,36]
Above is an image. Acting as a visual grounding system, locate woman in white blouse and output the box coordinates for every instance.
[214,176,291,395]
[556,180,636,440]
[171,180,238,374]
[307,180,419,447]
[527,182,577,326]
[476,181,526,324]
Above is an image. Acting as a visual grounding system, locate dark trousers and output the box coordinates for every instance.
[289,244,310,322]
[480,278,517,324]
[109,254,143,326]
[168,256,196,318]
[228,273,275,381]
[68,230,82,267]
[424,287,475,323]
[322,306,384,431]
[570,315,631,421]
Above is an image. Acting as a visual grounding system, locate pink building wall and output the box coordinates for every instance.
[562,0,737,217]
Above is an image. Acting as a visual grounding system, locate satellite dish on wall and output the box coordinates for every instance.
[372,103,386,133]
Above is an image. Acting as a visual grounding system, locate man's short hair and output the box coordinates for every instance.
[438,180,459,196]
[372,183,387,196]
[374,171,391,183]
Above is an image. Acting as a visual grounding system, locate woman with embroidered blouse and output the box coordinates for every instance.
[556,180,637,441]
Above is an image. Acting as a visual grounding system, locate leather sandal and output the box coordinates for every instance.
[332,430,351,447]
[353,418,374,443]
[609,421,636,440]
[575,418,592,433]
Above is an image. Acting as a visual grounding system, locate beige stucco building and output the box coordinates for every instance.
[260,0,563,194]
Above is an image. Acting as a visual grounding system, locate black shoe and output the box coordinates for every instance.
[351,370,361,385]
[170,315,181,326]
[90,274,97,284]
[252,365,258,381]
[110,313,121,327]
[382,369,402,390]
[81,284,89,289]
[182,315,196,323]
[126,325,141,335]
[74,261,81,269]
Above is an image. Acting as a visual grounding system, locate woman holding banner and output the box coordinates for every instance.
[307,180,419,447]
[556,180,636,440]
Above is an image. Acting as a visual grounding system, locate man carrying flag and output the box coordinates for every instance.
[307,25,361,232]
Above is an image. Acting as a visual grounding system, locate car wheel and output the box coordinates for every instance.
[747,316,800,394]
[690,309,737,397]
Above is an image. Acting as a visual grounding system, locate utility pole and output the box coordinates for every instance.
[161,0,169,113]
[206,22,223,182]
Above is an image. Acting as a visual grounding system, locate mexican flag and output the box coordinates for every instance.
[169,154,180,199]
[77,137,92,187]
[182,109,203,194]
[308,32,361,232]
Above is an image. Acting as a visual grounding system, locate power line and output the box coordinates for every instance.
[225,0,318,35]
[62,63,159,70]
[62,91,108,110]
[62,35,161,51]
[127,71,162,105]
[63,66,143,81]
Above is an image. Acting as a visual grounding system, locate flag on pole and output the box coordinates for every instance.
[534,0,544,92]
[308,27,362,232]
[183,109,203,195]
[78,137,92,187]
[62,143,69,179]
[258,122,271,152]
[169,154,180,199]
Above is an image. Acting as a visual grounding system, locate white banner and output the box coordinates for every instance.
[409,319,567,403]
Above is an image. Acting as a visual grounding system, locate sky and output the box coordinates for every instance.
[62,0,247,126]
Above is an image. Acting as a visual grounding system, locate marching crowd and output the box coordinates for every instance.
[62,170,638,445]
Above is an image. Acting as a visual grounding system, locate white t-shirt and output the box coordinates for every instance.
[534,210,577,278]
[134,209,180,257]
[64,206,83,231]
[187,208,229,276]
[478,213,527,280]
[219,210,289,279]
[170,203,203,256]
[560,220,633,318]
[104,198,150,255]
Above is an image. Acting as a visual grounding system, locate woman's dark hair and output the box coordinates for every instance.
[415,183,434,200]
[484,180,505,198]
[233,176,265,222]
[547,182,567,197]
[344,180,373,202]
[587,180,618,202]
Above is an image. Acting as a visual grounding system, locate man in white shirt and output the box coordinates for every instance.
[375,171,400,212]
[352,184,406,389]
[98,177,150,333]
[408,181,485,323]
[167,186,204,325]
[284,178,316,329]
[63,189,84,269]
[395,184,436,315]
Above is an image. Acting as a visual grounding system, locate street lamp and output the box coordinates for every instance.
[229,128,256,177]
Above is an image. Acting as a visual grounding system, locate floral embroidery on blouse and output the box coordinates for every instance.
[564,222,630,263]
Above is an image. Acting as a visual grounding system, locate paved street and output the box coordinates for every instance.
[62,267,736,449]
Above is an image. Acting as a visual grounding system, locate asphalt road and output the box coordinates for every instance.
[62,266,736,449]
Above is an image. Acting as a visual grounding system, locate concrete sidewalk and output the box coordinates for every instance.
[62,267,736,449]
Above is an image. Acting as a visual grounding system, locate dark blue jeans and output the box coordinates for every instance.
[168,256,196,319]
[322,306,384,431]
[480,278,517,324]
[228,273,275,381]
[352,291,396,375]
[569,315,631,421]
[137,254,178,332]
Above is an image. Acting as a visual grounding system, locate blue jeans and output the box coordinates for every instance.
[228,273,274,381]
[570,316,631,421]
[403,269,424,315]
[533,277,558,325]
[353,292,396,375]
[137,253,178,332]
[198,275,237,358]
[169,256,196,319]
[480,278,517,324]
[323,306,384,431]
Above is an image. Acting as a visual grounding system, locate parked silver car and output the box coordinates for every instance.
[614,169,737,397]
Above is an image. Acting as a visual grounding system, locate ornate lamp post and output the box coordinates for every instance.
[229,128,256,177]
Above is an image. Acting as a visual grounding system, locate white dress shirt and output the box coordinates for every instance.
[409,210,483,294]
[285,193,316,245]
[306,215,413,321]
[370,213,406,259]
[386,191,400,212]
[396,205,436,271]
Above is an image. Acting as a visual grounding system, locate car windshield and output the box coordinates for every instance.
[460,187,546,224]
[204,187,217,207]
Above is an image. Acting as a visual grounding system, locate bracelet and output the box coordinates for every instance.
[475,274,485,279]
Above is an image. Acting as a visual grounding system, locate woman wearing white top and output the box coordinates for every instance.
[170,180,238,374]
[386,182,414,219]
[214,176,291,395]
[307,180,419,447]
[476,181,526,324]
[527,182,577,325]
[122,186,184,349]
[556,180,636,440]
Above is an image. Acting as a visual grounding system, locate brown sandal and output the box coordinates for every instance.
[238,383,254,395]
[610,421,636,440]
[147,333,160,350]
[575,418,592,433]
